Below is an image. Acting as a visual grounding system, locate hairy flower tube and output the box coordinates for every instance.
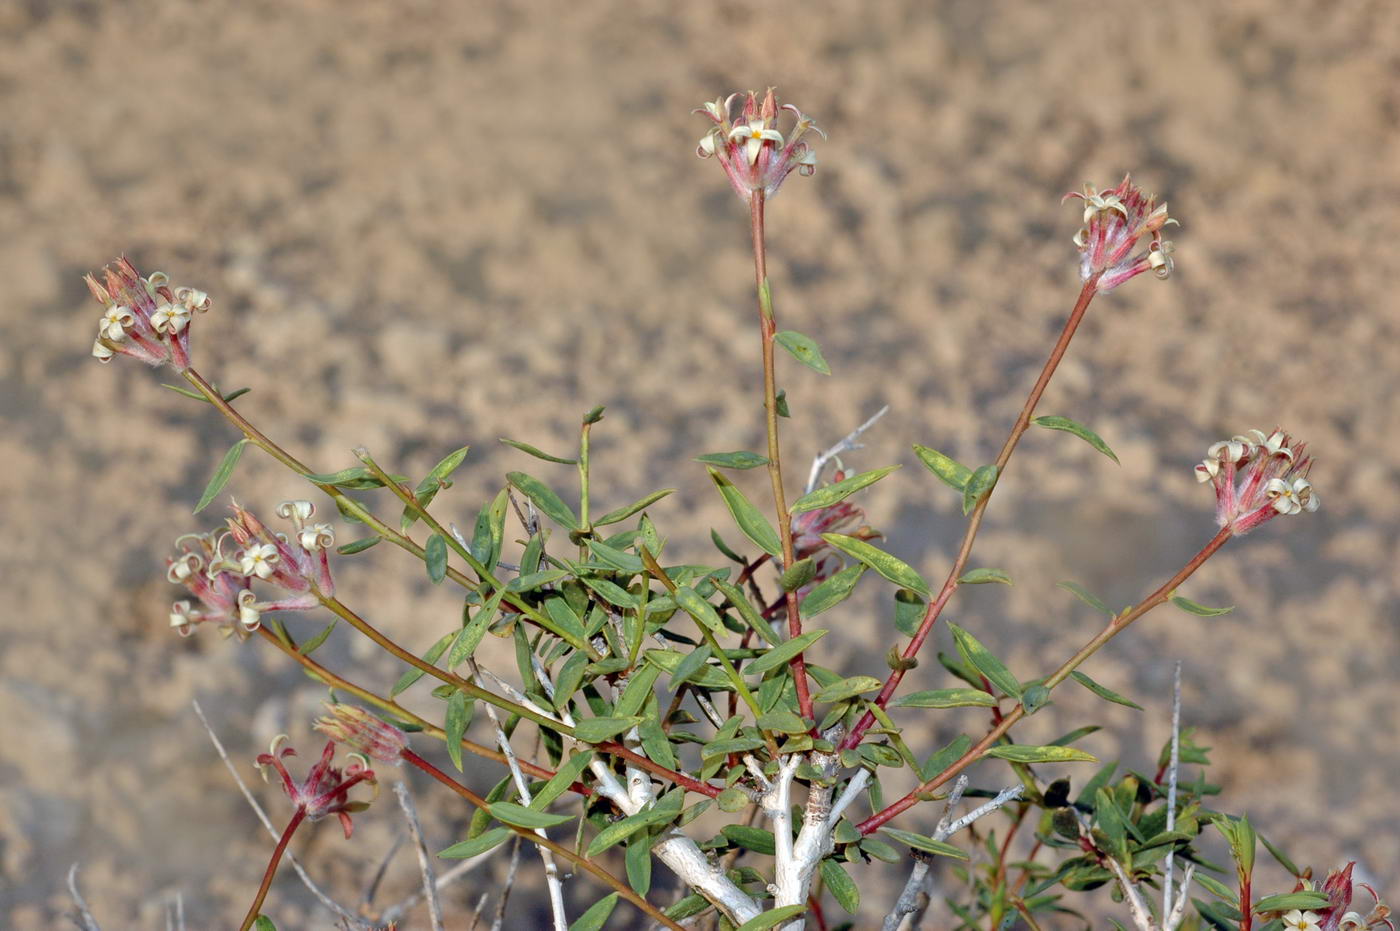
[1288,862,1396,931]
[257,737,376,839]
[225,499,336,600]
[695,88,823,201]
[87,257,210,370]
[1064,175,1176,292]
[1195,428,1318,535]
[314,703,408,765]
[166,529,260,638]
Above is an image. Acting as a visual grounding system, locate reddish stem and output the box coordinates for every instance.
[237,807,306,931]
[857,528,1231,834]
[840,278,1101,752]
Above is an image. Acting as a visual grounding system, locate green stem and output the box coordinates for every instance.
[749,193,813,721]
[402,748,686,931]
[237,807,306,931]
[856,527,1231,834]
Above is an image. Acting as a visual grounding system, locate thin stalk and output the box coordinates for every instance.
[749,192,812,720]
[857,527,1231,834]
[841,277,1101,752]
[237,808,306,931]
[401,749,686,931]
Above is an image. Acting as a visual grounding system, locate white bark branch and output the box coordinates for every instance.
[1163,660,1183,919]
[805,405,891,493]
[392,781,446,931]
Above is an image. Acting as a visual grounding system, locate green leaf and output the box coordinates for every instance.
[774,389,790,417]
[695,450,770,470]
[1070,671,1144,711]
[580,576,637,609]
[499,437,577,464]
[1058,580,1114,617]
[756,711,809,734]
[790,466,900,513]
[439,827,513,859]
[894,688,997,709]
[595,489,675,526]
[1021,684,1051,714]
[722,825,776,855]
[252,917,276,931]
[986,745,1097,764]
[194,438,248,513]
[1254,892,1329,914]
[162,382,251,404]
[880,827,970,860]
[390,631,455,696]
[745,629,828,677]
[587,804,683,856]
[701,736,766,759]
[820,858,861,914]
[490,801,575,829]
[821,533,929,597]
[336,535,381,555]
[403,444,471,531]
[447,588,504,669]
[778,557,817,593]
[569,894,619,931]
[507,471,581,531]
[445,689,469,771]
[801,563,866,617]
[775,330,831,375]
[674,586,724,633]
[1260,833,1302,877]
[1032,415,1120,464]
[1171,595,1235,617]
[614,664,662,719]
[958,568,1013,586]
[922,734,971,781]
[962,464,999,515]
[667,644,713,688]
[584,538,644,573]
[736,905,808,931]
[913,444,972,491]
[949,623,1021,700]
[813,675,884,704]
[531,751,594,809]
[572,716,642,744]
[625,835,652,895]
[296,620,336,656]
[425,533,448,584]
[708,468,782,558]
[717,786,749,812]
[713,579,783,646]
[303,465,410,489]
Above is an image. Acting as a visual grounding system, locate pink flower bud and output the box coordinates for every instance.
[314,703,408,765]
[695,88,824,201]
[1064,175,1177,292]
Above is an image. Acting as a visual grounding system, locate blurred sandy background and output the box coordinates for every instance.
[2,0,1398,927]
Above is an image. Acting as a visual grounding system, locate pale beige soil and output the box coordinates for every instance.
[2,1,1398,927]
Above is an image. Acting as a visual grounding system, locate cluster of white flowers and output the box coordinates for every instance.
[1195,429,1319,535]
[87,259,211,370]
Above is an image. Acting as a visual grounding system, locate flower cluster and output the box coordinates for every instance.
[790,485,874,603]
[1064,175,1176,292]
[1280,863,1394,931]
[1196,429,1318,535]
[167,500,335,638]
[257,736,376,838]
[315,703,409,765]
[695,88,823,201]
[87,258,210,370]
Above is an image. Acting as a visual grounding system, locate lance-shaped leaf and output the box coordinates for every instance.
[529,751,594,810]
[708,468,782,558]
[790,465,900,513]
[695,450,769,470]
[745,629,828,677]
[894,688,998,709]
[1070,671,1144,711]
[507,471,581,531]
[821,533,930,597]
[584,538,644,573]
[948,623,1021,699]
[1058,580,1114,617]
[986,745,1097,763]
[570,894,618,931]
[959,568,1012,586]
[813,675,883,704]
[820,859,860,914]
[879,827,970,860]
[572,716,643,744]
[1170,594,1234,617]
[194,438,248,513]
[499,437,576,464]
[801,563,866,617]
[402,444,470,532]
[439,827,512,859]
[424,533,448,583]
[445,689,470,771]
[674,586,724,633]
[594,488,675,526]
[303,465,409,489]
[1253,892,1330,914]
[775,329,830,375]
[913,444,972,491]
[586,802,683,856]
[962,464,999,515]
[490,801,576,829]
[1032,415,1120,464]
[736,905,808,931]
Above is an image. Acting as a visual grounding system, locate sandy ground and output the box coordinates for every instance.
[2,1,1398,927]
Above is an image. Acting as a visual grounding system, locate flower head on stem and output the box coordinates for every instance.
[314,702,408,765]
[256,736,376,839]
[1064,175,1177,292]
[1284,862,1395,931]
[1195,429,1318,535]
[86,258,211,370]
[695,88,823,201]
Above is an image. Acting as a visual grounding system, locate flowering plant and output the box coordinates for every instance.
[77,88,1386,931]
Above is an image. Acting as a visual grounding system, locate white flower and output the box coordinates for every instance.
[728,120,785,165]
[174,286,210,313]
[1209,437,1253,466]
[277,500,315,523]
[98,305,135,341]
[1266,477,1320,515]
[1282,910,1321,931]
[240,543,280,579]
[237,589,262,631]
[299,523,335,551]
[1196,459,1220,482]
[92,339,115,361]
[150,300,192,334]
[1148,240,1174,279]
[170,600,195,634]
[1080,190,1129,225]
